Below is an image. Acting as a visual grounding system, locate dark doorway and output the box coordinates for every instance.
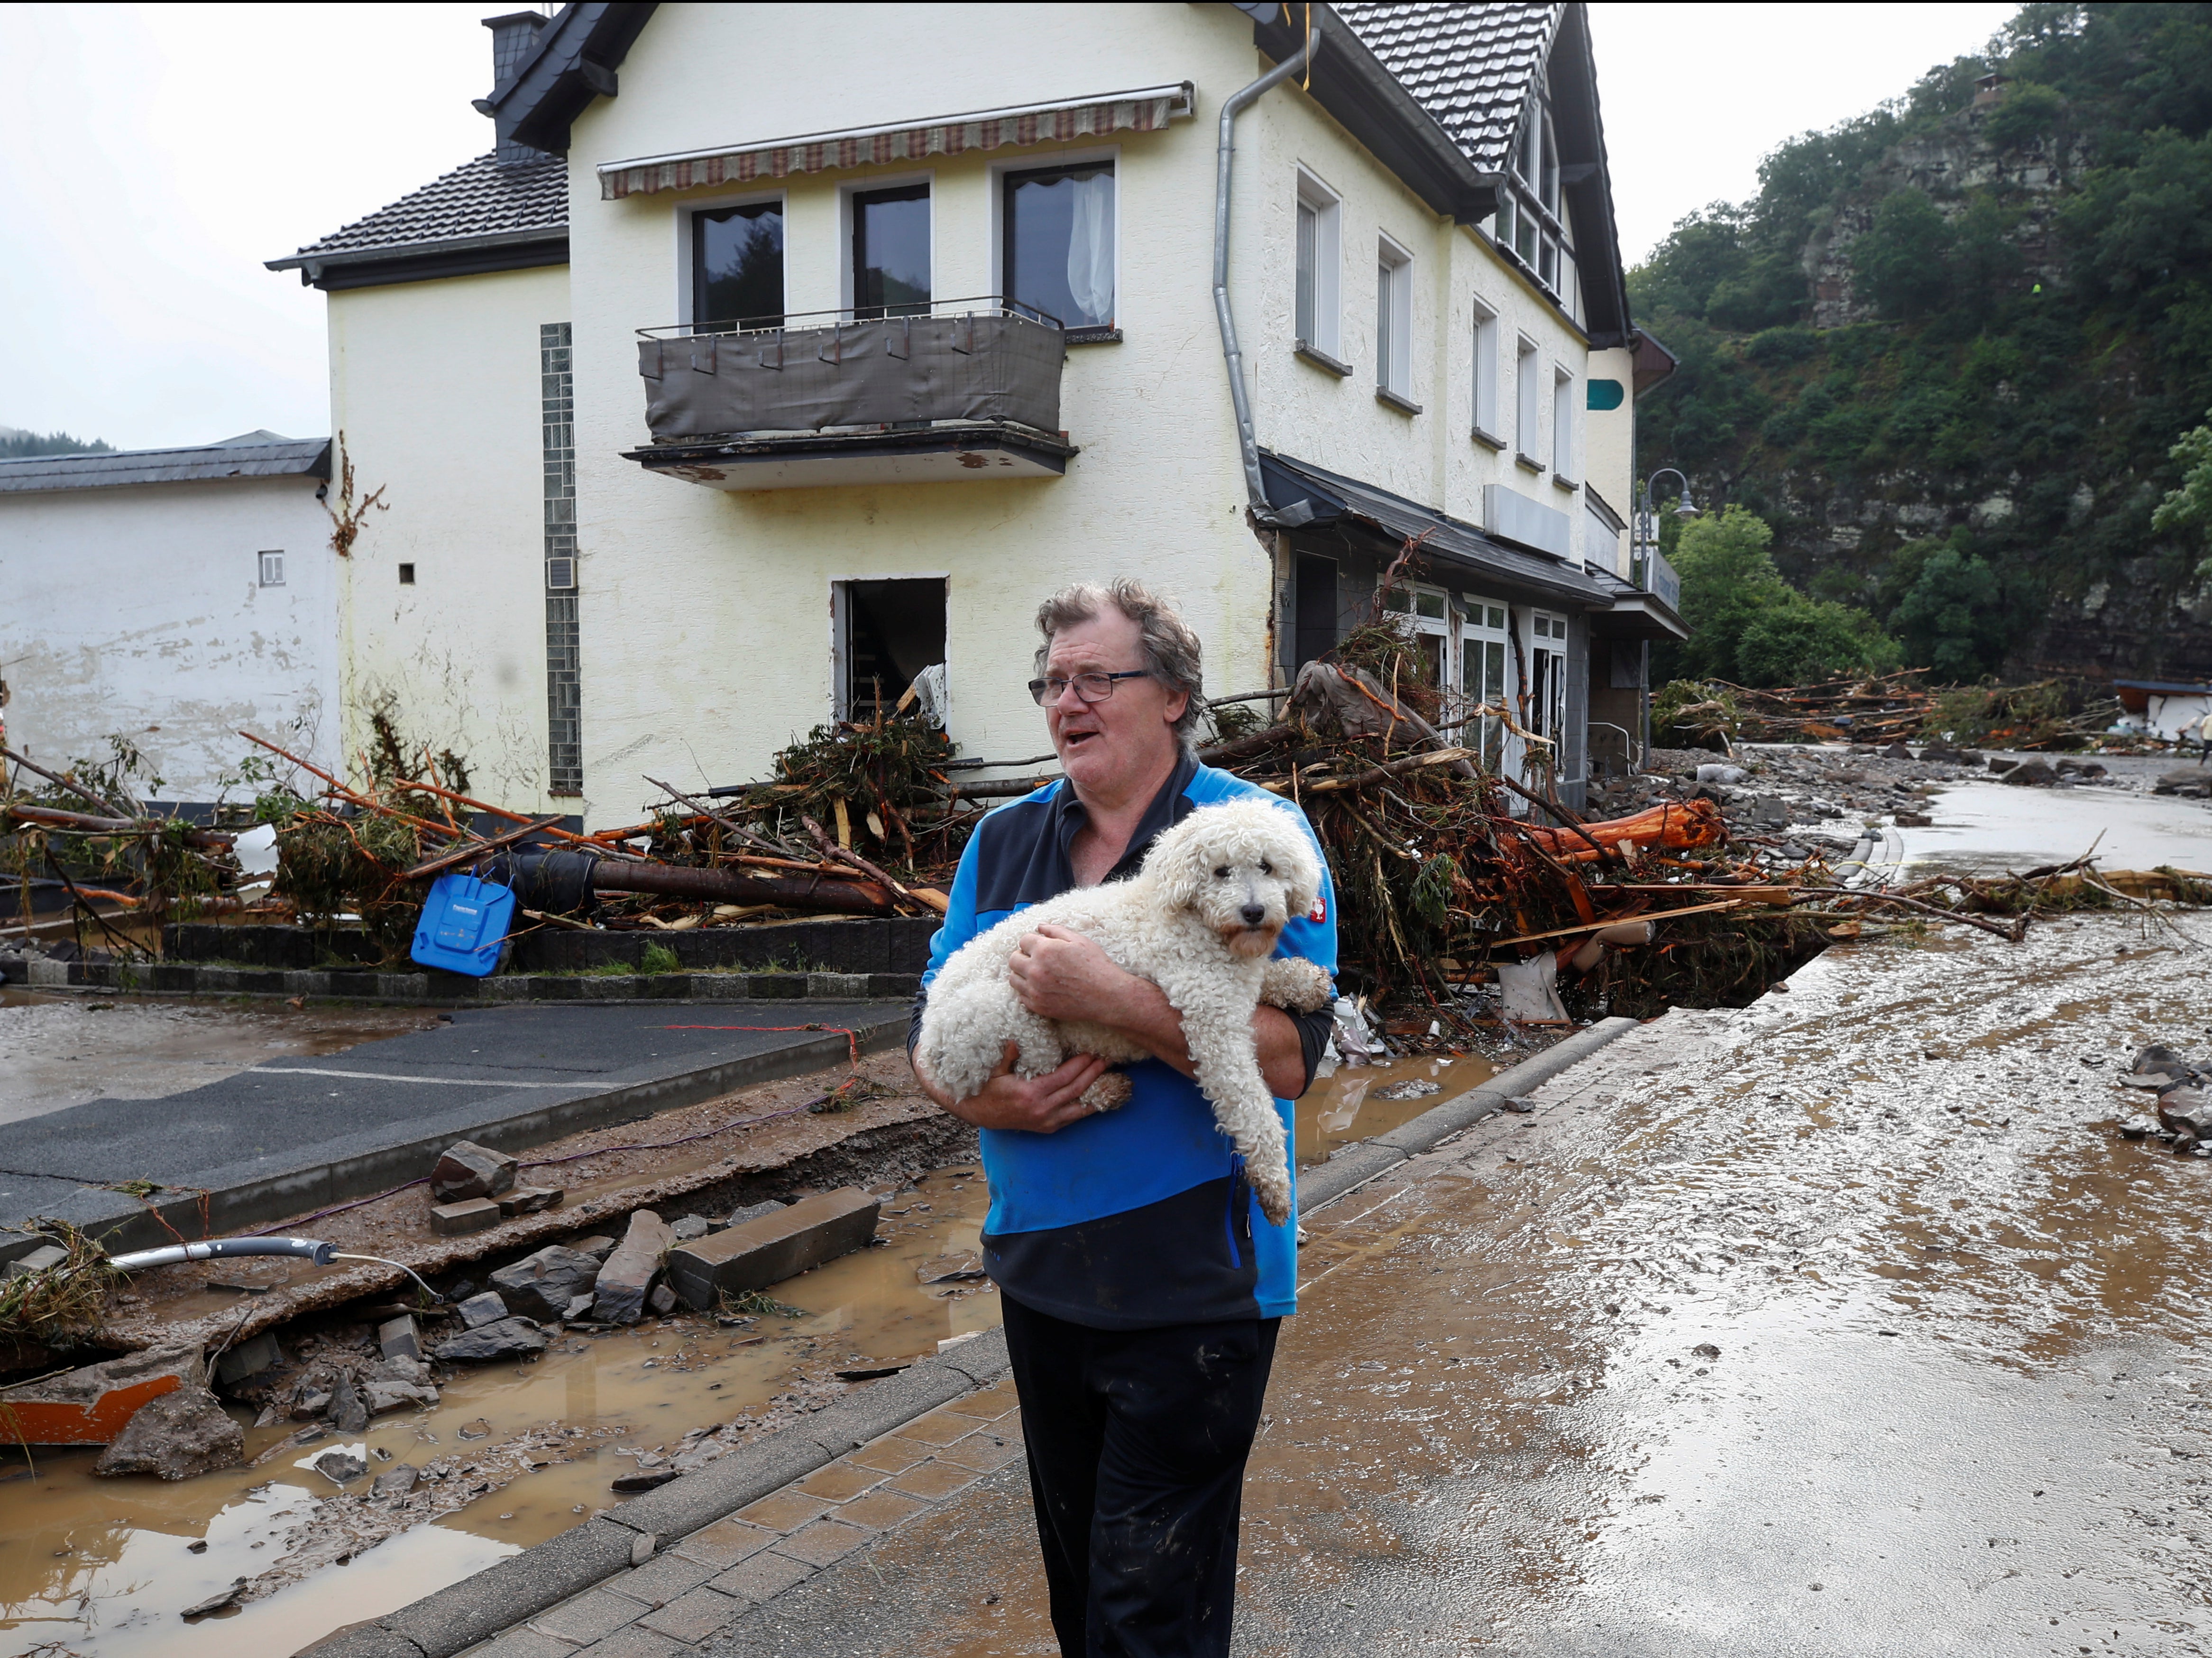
[1294,554,1340,670]
[841,578,945,719]
[852,185,931,319]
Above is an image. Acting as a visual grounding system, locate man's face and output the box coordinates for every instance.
[1042,608,1188,799]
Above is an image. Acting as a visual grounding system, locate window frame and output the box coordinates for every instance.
[1514,335,1542,469]
[1528,608,1569,747]
[685,190,788,334]
[257,550,285,588]
[1375,233,1415,409]
[843,175,934,321]
[1294,168,1344,366]
[1469,296,1502,445]
[1494,94,1574,309]
[1458,595,1512,769]
[998,155,1119,341]
[1551,364,1577,484]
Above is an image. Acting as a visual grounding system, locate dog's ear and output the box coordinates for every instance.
[1144,815,1210,912]
[1280,822,1324,920]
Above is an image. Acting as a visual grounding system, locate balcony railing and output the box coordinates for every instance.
[1632,545,1681,611]
[635,297,1065,441]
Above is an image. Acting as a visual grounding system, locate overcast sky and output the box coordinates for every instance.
[0,2,2020,452]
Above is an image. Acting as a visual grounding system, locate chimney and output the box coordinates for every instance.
[482,10,547,166]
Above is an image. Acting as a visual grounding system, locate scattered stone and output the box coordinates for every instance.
[430,1140,520,1203]
[431,1198,503,1236]
[665,1188,881,1311]
[92,1386,245,1480]
[1985,757,2019,774]
[716,1201,784,1232]
[1500,1096,1538,1114]
[2001,760,2058,787]
[313,1448,368,1483]
[181,1578,248,1618]
[456,1290,510,1328]
[648,1284,679,1316]
[372,1463,419,1497]
[1881,743,1912,760]
[2120,1118,2154,1140]
[1692,1343,1722,1360]
[1893,810,1933,827]
[1695,764,1749,785]
[2158,1088,2212,1142]
[362,1380,439,1416]
[329,1377,369,1434]
[670,1215,711,1242]
[612,1469,681,1493]
[213,1331,284,1387]
[431,1316,548,1363]
[497,1185,565,1217]
[456,1418,492,1439]
[5,1244,68,1279]
[2154,768,2212,798]
[376,1315,421,1362]
[564,1294,595,1321]
[569,1234,618,1261]
[1375,1078,1443,1101]
[489,1245,602,1324]
[592,1209,678,1325]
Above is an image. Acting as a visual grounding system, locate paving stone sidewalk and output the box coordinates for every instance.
[474,1380,1025,1658]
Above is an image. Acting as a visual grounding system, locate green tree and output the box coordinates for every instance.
[1853,188,1954,319]
[2152,405,2212,577]
[1983,81,2065,149]
[1737,600,1900,685]
[1891,543,2008,679]
[1666,505,1897,686]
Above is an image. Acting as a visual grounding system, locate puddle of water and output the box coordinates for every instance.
[1900,780,2212,878]
[0,993,441,1126]
[0,1165,997,1657]
[1295,1053,1499,1169]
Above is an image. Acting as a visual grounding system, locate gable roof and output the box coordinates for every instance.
[266,152,568,292]
[1333,2,1555,174]
[0,433,331,496]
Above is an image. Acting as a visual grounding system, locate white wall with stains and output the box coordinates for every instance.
[0,475,338,801]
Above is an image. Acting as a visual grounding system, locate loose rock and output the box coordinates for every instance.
[431,1198,503,1236]
[93,1386,245,1480]
[489,1245,602,1324]
[371,1463,419,1497]
[671,1215,711,1242]
[181,1578,248,1618]
[648,1284,679,1316]
[592,1209,677,1325]
[498,1185,565,1217]
[328,1376,368,1434]
[2001,760,2059,788]
[314,1448,368,1483]
[431,1140,519,1203]
[457,1290,510,1328]
[377,1314,422,1362]
[432,1316,548,1363]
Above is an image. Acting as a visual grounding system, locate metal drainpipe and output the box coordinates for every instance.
[1214,20,1322,517]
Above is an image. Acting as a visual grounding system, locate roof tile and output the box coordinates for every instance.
[1335,3,1557,174]
[276,152,566,267]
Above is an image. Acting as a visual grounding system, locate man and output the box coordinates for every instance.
[909,580,1337,1657]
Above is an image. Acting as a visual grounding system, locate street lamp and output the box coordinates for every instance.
[1628,469,1699,772]
[1634,468,1699,554]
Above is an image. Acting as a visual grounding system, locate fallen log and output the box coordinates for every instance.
[0,802,232,849]
[1518,798,1726,864]
[589,860,892,916]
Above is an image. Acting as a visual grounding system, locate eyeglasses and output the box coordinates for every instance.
[1027,669,1151,706]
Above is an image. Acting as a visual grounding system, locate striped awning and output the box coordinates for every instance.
[597,83,1194,201]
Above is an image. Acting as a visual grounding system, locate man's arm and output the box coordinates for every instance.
[1009,923,1313,1099]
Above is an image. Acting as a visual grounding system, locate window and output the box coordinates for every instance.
[852,184,930,319]
[257,551,285,587]
[1376,236,1413,405]
[1552,367,1575,480]
[1294,553,1339,670]
[836,577,945,722]
[1381,583,1449,689]
[1494,95,1571,306]
[692,200,784,330]
[1470,298,1500,441]
[1459,598,1510,769]
[1004,162,1114,332]
[398,563,416,586]
[1515,337,1541,465]
[1294,171,1342,361]
[1529,610,1568,746]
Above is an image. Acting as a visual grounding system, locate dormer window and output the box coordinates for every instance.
[1495,95,1571,307]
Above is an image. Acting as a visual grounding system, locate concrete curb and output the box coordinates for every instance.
[0,1014,911,1264]
[1,957,922,1007]
[304,1332,1013,1658]
[1300,1016,1640,1212]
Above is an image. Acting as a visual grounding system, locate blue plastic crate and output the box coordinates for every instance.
[411,873,516,977]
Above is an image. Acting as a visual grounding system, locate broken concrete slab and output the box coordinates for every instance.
[432,1198,504,1236]
[666,1188,881,1311]
[431,1316,548,1363]
[372,1463,420,1498]
[5,1243,68,1279]
[92,1385,245,1479]
[0,1341,209,1445]
[489,1244,602,1324]
[593,1208,677,1325]
[377,1314,422,1361]
[362,1379,438,1416]
[431,1140,519,1203]
[497,1185,564,1217]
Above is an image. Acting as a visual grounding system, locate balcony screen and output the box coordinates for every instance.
[693,202,784,331]
[1004,163,1114,330]
[853,185,931,319]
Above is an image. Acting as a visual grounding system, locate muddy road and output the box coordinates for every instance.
[716,912,2212,1657]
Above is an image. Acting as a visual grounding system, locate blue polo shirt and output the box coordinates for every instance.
[910,750,1338,1330]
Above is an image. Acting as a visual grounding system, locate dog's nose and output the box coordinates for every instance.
[1239,903,1266,926]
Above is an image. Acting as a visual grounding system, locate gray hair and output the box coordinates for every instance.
[1034,578,1205,745]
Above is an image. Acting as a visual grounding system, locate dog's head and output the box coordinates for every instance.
[1145,800,1324,959]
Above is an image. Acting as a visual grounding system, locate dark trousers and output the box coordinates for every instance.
[1002,1295,1280,1658]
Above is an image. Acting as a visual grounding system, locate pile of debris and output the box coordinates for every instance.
[2115,1044,2212,1154]
[1652,673,2129,753]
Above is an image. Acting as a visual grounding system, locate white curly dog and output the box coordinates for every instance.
[916,798,1333,1226]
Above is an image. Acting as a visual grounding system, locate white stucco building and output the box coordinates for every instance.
[270,0,1680,822]
[0,434,340,806]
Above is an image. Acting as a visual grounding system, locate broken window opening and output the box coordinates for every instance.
[837,578,946,723]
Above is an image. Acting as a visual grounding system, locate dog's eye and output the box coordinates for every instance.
[1213,866,1230,878]
[1260,861,1275,876]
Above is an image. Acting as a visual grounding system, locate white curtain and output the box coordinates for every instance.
[1064,172,1115,326]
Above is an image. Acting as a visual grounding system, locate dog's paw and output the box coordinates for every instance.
[1079,1070,1133,1115]
[1259,956,1334,1013]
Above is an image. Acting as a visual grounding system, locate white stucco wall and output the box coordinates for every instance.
[325,262,571,808]
[0,475,337,800]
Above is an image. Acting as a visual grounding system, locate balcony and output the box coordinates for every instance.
[622,298,1076,490]
[1631,545,1681,611]
[1592,543,1687,643]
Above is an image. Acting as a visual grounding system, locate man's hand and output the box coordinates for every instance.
[1006,923,1145,1023]
[912,1040,1110,1134]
